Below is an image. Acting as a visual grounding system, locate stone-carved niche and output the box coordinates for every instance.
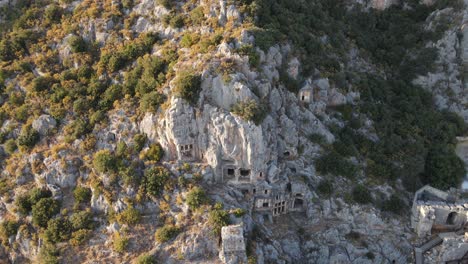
[292,193,304,210]
[223,163,237,182]
[238,169,251,181]
[178,143,194,159]
[298,88,312,104]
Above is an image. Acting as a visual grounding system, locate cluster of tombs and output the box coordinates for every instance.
[168,128,311,219]
[218,162,311,220]
[172,141,310,219]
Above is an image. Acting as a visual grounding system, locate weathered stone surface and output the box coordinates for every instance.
[219,224,247,264]
[32,115,56,136]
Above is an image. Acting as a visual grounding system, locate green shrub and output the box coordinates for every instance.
[308,133,328,146]
[186,187,208,210]
[32,198,60,228]
[156,0,172,9]
[189,6,204,25]
[73,98,90,114]
[100,84,123,110]
[15,188,52,215]
[44,4,63,24]
[70,211,94,230]
[135,254,157,264]
[144,166,170,197]
[169,14,185,28]
[232,208,246,217]
[317,179,333,197]
[180,33,199,48]
[17,124,40,149]
[141,143,164,162]
[30,76,55,93]
[0,220,19,244]
[115,142,128,158]
[154,225,180,243]
[140,92,165,113]
[93,149,117,174]
[208,208,230,236]
[173,71,201,105]
[68,35,87,53]
[381,194,404,214]
[107,54,126,72]
[64,119,91,141]
[29,188,53,205]
[15,194,32,215]
[38,243,59,264]
[237,45,260,68]
[423,144,465,190]
[44,217,72,243]
[70,229,93,246]
[365,252,375,260]
[113,232,129,253]
[231,100,266,125]
[133,134,147,152]
[4,139,17,155]
[73,186,92,204]
[116,207,141,225]
[120,164,140,187]
[352,185,372,205]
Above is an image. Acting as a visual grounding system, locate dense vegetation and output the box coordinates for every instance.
[252,0,466,190]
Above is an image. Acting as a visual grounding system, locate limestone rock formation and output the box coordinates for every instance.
[32,115,56,136]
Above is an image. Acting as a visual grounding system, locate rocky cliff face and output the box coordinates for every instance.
[414,0,468,121]
[0,0,466,263]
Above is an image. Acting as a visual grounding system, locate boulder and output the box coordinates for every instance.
[32,115,56,136]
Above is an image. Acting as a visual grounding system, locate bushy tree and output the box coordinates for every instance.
[73,186,92,204]
[155,225,180,243]
[15,194,32,215]
[140,92,165,113]
[44,217,72,243]
[70,211,94,230]
[0,220,19,244]
[141,143,164,162]
[70,229,93,246]
[317,179,333,197]
[231,100,266,125]
[4,139,17,155]
[173,71,201,105]
[133,134,147,152]
[144,166,170,197]
[208,208,230,236]
[17,124,40,149]
[382,194,405,214]
[423,144,465,190]
[29,188,52,205]
[116,207,141,225]
[30,76,55,92]
[68,35,87,53]
[186,187,208,210]
[352,185,372,205]
[93,150,117,174]
[32,198,60,228]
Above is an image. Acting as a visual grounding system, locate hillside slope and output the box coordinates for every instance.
[0,0,467,263]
